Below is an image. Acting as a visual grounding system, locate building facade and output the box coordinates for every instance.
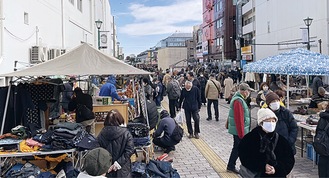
[241,0,255,63]
[0,0,116,76]
[254,0,329,60]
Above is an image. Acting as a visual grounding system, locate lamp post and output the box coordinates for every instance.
[303,17,313,50]
[95,20,103,50]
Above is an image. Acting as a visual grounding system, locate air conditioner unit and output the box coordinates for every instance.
[30,46,48,63]
[60,49,66,55]
[55,49,61,57]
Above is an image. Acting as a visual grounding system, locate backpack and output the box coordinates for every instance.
[313,118,329,156]
[171,80,181,99]
[171,122,183,143]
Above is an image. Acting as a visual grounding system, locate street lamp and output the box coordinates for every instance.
[303,17,313,50]
[95,20,103,50]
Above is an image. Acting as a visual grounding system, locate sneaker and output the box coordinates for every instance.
[194,133,200,139]
[188,134,193,138]
[226,167,239,174]
[206,118,212,121]
[157,153,168,161]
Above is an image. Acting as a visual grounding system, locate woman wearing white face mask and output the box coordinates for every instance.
[238,108,295,177]
[265,92,298,155]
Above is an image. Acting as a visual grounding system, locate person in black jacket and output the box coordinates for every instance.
[68,87,95,134]
[265,92,298,155]
[239,108,295,177]
[178,81,201,139]
[97,109,134,178]
[317,106,329,177]
[153,110,178,153]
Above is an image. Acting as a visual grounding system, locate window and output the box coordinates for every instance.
[69,0,74,5]
[77,0,82,12]
[219,1,222,10]
[24,12,29,25]
[216,18,223,29]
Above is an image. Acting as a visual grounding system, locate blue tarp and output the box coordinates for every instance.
[243,48,329,75]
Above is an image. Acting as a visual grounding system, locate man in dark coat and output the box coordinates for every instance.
[62,77,75,112]
[239,108,295,177]
[97,109,135,178]
[265,92,298,155]
[178,81,201,139]
[68,87,95,134]
[153,110,178,153]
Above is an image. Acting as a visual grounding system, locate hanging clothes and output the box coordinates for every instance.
[49,78,64,118]
[244,72,256,82]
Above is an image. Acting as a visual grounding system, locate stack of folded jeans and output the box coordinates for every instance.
[51,122,82,150]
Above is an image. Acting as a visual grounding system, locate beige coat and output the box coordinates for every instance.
[205,79,221,100]
[224,77,234,99]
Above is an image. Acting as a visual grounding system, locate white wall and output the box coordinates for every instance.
[255,0,329,60]
[0,0,114,74]
[158,47,188,70]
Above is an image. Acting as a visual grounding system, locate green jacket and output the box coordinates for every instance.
[228,92,251,138]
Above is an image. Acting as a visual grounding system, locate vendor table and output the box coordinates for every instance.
[297,122,317,166]
[93,104,129,136]
[0,149,76,175]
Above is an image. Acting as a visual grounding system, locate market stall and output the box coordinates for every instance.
[243,48,329,109]
[0,43,150,176]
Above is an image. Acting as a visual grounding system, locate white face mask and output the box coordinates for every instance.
[269,101,280,111]
[262,121,277,133]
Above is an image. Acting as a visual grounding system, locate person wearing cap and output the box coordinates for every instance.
[227,83,252,174]
[78,147,112,178]
[238,108,295,177]
[265,92,298,155]
[152,110,179,153]
[309,86,329,108]
[97,109,134,177]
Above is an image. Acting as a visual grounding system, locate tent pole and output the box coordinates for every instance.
[306,75,309,98]
[1,77,12,135]
[287,75,290,109]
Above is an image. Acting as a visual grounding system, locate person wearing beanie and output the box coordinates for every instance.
[309,86,329,108]
[78,147,112,178]
[152,110,179,153]
[227,82,252,174]
[238,108,295,177]
[265,92,298,155]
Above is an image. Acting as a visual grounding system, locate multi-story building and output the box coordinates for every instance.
[194,25,203,62]
[156,33,192,70]
[241,0,255,62]
[203,0,237,63]
[254,0,329,59]
[0,0,116,77]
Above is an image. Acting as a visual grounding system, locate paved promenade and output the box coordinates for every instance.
[160,97,318,178]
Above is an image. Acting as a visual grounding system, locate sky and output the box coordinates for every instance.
[109,0,202,57]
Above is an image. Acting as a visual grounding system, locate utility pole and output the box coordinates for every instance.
[113,16,116,58]
[235,0,244,64]
[318,39,322,53]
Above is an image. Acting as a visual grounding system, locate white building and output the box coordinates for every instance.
[0,0,116,76]
[253,0,328,60]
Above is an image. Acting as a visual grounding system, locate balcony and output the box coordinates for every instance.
[242,22,253,35]
[242,0,252,15]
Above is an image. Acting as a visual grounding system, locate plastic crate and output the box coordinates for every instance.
[307,143,319,164]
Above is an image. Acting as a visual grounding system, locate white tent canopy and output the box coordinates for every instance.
[0,43,150,77]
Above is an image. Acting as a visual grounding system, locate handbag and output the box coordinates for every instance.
[76,104,95,122]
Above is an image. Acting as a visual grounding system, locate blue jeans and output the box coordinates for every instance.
[227,135,241,169]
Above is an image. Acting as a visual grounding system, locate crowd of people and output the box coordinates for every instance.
[60,63,329,177]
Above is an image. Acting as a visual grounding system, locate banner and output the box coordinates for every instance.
[100,31,108,49]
